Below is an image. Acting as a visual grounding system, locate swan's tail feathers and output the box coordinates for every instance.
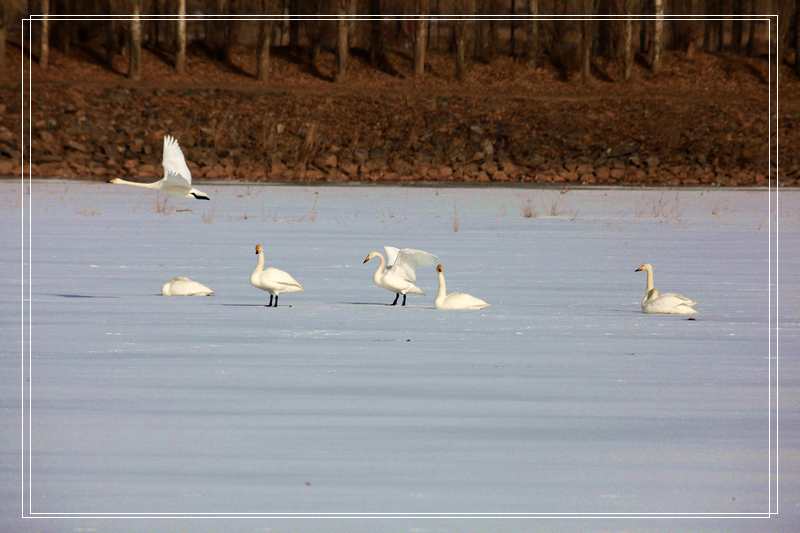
[279,281,304,293]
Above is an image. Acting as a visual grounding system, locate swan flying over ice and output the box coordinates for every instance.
[635,263,697,315]
[110,135,210,200]
[363,247,438,306]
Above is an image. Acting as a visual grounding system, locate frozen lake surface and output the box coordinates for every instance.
[0,181,797,532]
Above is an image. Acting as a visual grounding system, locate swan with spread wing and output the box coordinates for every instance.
[110,135,210,200]
[363,246,438,306]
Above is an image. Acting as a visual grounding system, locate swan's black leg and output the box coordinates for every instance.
[391,293,399,306]
[267,294,273,307]
[402,293,407,306]
[274,295,279,307]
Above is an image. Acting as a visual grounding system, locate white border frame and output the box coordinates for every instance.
[18,13,781,520]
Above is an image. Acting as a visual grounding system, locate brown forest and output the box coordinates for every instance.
[0,1,798,186]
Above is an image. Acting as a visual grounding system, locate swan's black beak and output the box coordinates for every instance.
[362,257,369,264]
[634,267,642,272]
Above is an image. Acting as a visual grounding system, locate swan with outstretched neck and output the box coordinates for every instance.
[250,244,303,307]
[363,247,437,306]
[110,135,210,200]
[635,263,697,315]
[434,264,490,310]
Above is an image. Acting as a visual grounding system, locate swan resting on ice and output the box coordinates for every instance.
[161,277,214,296]
[635,263,697,315]
[110,135,210,200]
[363,246,438,306]
[434,264,490,310]
[251,244,303,307]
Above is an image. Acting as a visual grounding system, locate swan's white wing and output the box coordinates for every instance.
[444,292,490,310]
[162,135,192,187]
[389,248,438,283]
[263,267,303,289]
[659,293,697,307]
[384,246,400,267]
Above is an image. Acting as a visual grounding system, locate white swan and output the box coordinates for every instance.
[251,244,303,307]
[363,246,438,306]
[110,135,210,200]
[161,276,214,296]
[635,263,697,315]
[434,264,490,310]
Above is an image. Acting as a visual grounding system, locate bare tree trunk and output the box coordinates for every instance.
[527,0,538,66]
[104,0,116,69]
[455,16,467,80]
[581,0,592,82]
[335,0,349,81]
[703,0,717,52]
[414,0,429,75]
[796,0,800,77]
[0,1,5,76]
[225,0,238,66]
[369,0,385,65]
[176,0,187,74]
[624,0,633,79]
[129,0,142,80]
[487,3,498,61]
[510,0,516,57]
[652,0,663,72]
[257,0,277,81]
[745,0,757,55]
[716,0,725,51]
[684,0,697,58]
[778,0,790,65]
[289,0,300,56]
[40,0,50,68]
[732,0,743,51]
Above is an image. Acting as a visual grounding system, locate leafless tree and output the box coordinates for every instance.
[652,0,664,72]
[732,0,743,50]
[257,1,275,81]
[0,1,6,76]
[581,0,592,82]
[104,0,116,69]
[746,0,757,55]
[336,0,350,81]
[527,0,539,66]
[129,0,142,80]
[796,0,800,77]
[225,0,239,66]
[176,0,187,74]
[40,0,50,68]
[624,0,633,79]
[454,0,470,80]
[415,0,429,76]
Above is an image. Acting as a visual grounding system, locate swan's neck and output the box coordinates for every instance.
[254,252,265,273]
[373,254,386,282]
[436,272,447,301]
[111,178,159,189]
[644,269,654,293]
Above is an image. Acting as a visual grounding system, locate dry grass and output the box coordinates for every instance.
[520,197,537,219]
[635,192,682,222]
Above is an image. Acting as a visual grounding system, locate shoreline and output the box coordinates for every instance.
[3,176,794,191]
